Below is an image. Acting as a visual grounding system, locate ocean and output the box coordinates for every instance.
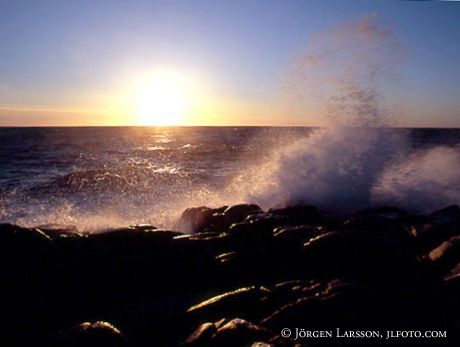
[1,126,459,231]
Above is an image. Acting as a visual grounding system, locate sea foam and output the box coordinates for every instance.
[224,13,459,214]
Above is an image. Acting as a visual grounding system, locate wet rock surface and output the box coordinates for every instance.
[0,204,459,346]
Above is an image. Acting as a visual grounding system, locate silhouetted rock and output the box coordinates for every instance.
[47,321,128,347]
[215,251,238,264]
[301,230,414,282]
[129,223,158,230]
[430,205,460,223]
[183,321,219,346]
[0,223,52,244]
[268,205,321,223]
[223,204,262,225]
[228,215,290,243]
[211,318,271,347]
[260,279,388,334]
[178,206,228,233]
[352,206,410,222]
[340,207,414,249]
[428,236,460,274]
[93,226,185,245]
[444,262,460,282]
[184,318,271,347]
[251,342,274,347]
[35,223,81,239]
[187,286,271,323]
[411,205,460,253]
[273,225,323,242]
[2,204,460,346]
[173,203,296,242]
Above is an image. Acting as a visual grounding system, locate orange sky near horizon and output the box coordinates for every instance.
[1,2,460,128]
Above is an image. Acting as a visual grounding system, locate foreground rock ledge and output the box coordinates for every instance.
[0,204,459,346]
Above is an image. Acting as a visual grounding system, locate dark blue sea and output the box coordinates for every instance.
[1,127,459,230]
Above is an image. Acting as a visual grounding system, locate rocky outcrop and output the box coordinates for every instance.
[0,204,459,346]
[45,321,128,347]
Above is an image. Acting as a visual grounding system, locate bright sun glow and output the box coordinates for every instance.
[136,70,189,125]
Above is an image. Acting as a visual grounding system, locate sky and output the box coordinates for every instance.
[0,0,459,127]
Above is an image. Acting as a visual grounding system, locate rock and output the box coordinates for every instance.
[0,224,57,344]
[95,227,185,243]
[273,279,316,292]
[441,261,460,346]
[353,206,410,221]
[261,279,378,330]
[228,215,289,242]
[267,205,321,223]
[215,251,237,264]
[187,286,271,323]
[411,205,460,253]
[3,203,460,346]
[228,222,271,242]
[244,212,266,223]
[444,262,460,282]
[346,206,411,229]
[35,223,81,239]
[0,223,52,244]
[211,318,271,347]
[178,206,212,233]
[256,280,324,320]
[175,231,231,257]
[428,236,460,274]
[183,318,271,347]
[129,224,157,231]
[182,322,218,346]
[192,231,225,239]
[223,204,262,225]
[177,204,263,234]
[251,342,274,347]
[341,207,413,246]
[443,262,460,304]
[429,205,460,223]
[0,223,52,269]
[178,206,228,233]
[273,225,322,242]
[301,231,414,281]
[46,321,128,347]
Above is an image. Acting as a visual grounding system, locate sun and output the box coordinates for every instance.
[136,70,189,126]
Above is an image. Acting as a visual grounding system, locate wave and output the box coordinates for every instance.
[373,145,460,212]
[218,14,459,215]
[1,15,459,231]
[222,127,459,215]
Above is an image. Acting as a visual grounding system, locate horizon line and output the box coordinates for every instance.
[1,125,460,129]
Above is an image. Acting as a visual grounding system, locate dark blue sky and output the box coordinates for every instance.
[0,0,459,126]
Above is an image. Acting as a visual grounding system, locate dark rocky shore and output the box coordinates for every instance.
[1,204,460,346]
